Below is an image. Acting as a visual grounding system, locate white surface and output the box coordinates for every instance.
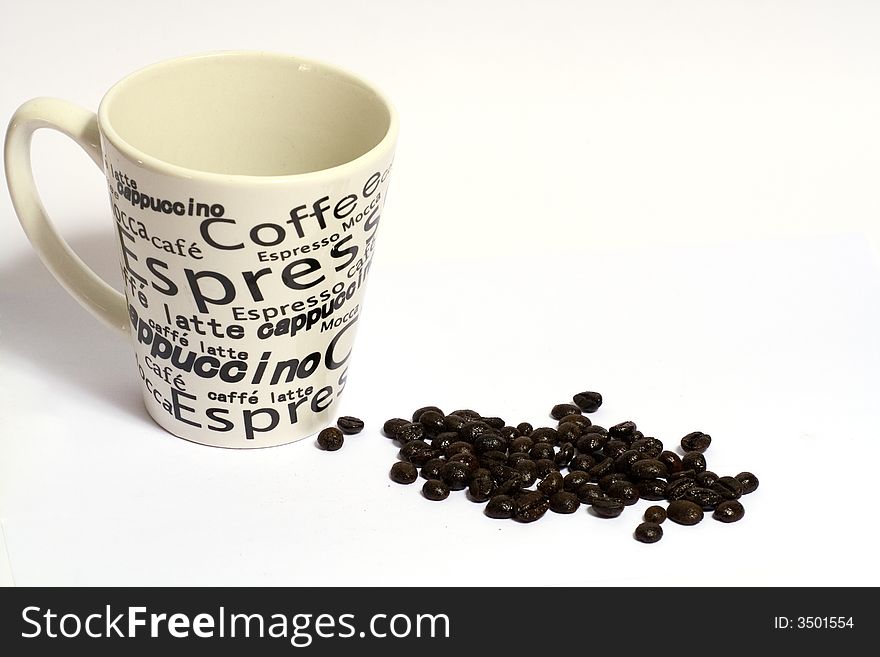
[2,0,879,586]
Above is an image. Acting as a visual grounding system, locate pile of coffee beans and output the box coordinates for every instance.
[376,391,758,543]
[316,416,365,451]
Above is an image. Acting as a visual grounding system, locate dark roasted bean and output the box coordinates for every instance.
[482,416,506,429]
[681,431,711,453]
[736,472,759,494]
[420,457,445,480]
[443,414,467,432]
[576,433,607,453]
[399,440,431,462]
[538,471,564,496]
[410,448,440,468]
[631,459,668,480]
[459,421,493,442]
[695,471,719,488]
[551,403,582,420]
[419,410,446,434]
[712,476,743,500]
[560,414,592,430]
[383,418,409,438]
[514,460,538,487]
[637,479,667,500]
[573,391,603,413]
[569,454,596,473]
[389,461,418,484]
[510,436,535,453]
[468,476,495,502]
[422,479,450,501]
[668,469,697,481]
[634,522,663,543]
[576,483,605,504]
[534,459,559,478]
[667,500,704,525]
[658,450,684,474]
[441,461,472,490]
[530,427,559,445]
[589,457,615,479]
[487,463,518,484]
[682,487,724,510]
[614,449,645,474]
[607,480,640,506]
[451,409,481,421]
[644,505,667,524]
[495,478,524,496]
[557,422,583,444]
[396,422,425,444]
[498,426,520,442]
[472,468,491,481]
[554,442,575,467]
[713,500,745,523]
[630,437,663,458]
[507,452,531,467]
[448,452,480,474]
[480,450,508,465]
[599,473,629,491]
[474,433,507,454]
[609,421,637,441]
[549,491,580,514]
[591,498,625,518]
[585,425,608,436]
[515,491,550,522]
[665,477,697,501]
[445,441,475,458]
[430,432,458,452]
[529,443,556,461]
[682,451,707,474]
[485,495,515,519]
[603,440,629,460]
[563,471,591,492]
[516,422,534,436]
[412,406,443,422]
[336,416,364,434]
[317,427,344,451]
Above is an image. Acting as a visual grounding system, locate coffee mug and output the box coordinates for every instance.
[5,52,398,448]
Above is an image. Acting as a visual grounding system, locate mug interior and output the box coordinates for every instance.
[99,52,394,176]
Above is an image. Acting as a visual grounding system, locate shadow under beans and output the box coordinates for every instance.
[0,224,146,419]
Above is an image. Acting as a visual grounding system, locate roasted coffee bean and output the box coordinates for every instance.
[603,440,629,460]
[631,459,668,480]
[637,479,667,501]
[495,478,524,496]
[389,461,418,484]
[336,416,364,435]
[446,441,475,458]
[482,416,506,429]
[507,452,531,467]
[682,487,724,510]
[474,433,507,454]
[442,461,473,490]
[550,491,581,514]
[419,410,446,434]
[420,458,445,480]
[485,495,516,519]
[568,454,596,473]
[399,440,431,462]
[317,427,344,451]
[712,476,743,500]
[585,424,608,436]
[534,459,559,478]
[410,448,440,468]
[614,449,645,474]
[468,476,495,502]
[667,500,704,525]
[665,477,697,501]
[634,522,663,543]
[530,443,556,461]
[658,450,684,474]
[451,409,481,421]
[551,403,582,420]
[516,422,534,436]
[396,422,425,444]
[472,468,491,481]
[412,406,443,422]
[563,471,591,492]
[530,427,559,445]
[383,418,409,438]
[498,426,520,442]
[448,452,480,474]
[538,471,564,496]
[573,391,603,413]
[589,457,615,479]
[487,463,518,484]
[713,500,745,523]
[668,469,697,482]
[422,479,450,501]
[514,491,550,522]
[599,473,629,491]
[577,432,608,453]
[555,442,575,467]
[431,432,458,452]
[607,480,640,506]
[510,436,534,453]
[736,472,760,494]
[561,414,592,430]
[644,505,667,524]
[577,483,605,504]
[514,460,538,487]
[557,422,583,444]
[681,431,711,453]
[480,450,508,465]
[443,414,467,432]
[695,471,719,488]
[609,421,637,441]
[459,421,493,442]
[682,451,707,474]
[591,498,625,518]
[630,437,663,459]
[629,430,645,443]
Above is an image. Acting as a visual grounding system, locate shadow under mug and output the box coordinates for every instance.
[5,51,398,448]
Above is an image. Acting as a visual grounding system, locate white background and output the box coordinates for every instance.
[1,0,879,585]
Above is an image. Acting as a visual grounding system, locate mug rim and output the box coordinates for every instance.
[97,50,399,184]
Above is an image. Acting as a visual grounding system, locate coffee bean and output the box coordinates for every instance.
[487,463,518,484]
[549,491,581,514]
[482,416,506,430]
[472,468,491,481]
[681,431,711,453]
[561,414,592,429]
[481,450,509,466]
[336,416,364,435]
[585,425,608,436]
[569,454,596,473]
[634,522,663,543]
[474,433,507,454]
[631,459,668,480]
[614,449,645,474]
[516,422,534,436]
[681,451,707,474]
[630,438,663,459]
[589,457,615,479]
[389,461,418,484]
[468,476,495,502]
[443,414,467,432]
[713,500,745,523]
[420,457,445,480]
[459,421,493,442]
[445,441,475,458]
[591,498,625,518]
[534,459,559,478]
[644,505,667,524]
[448,452,480,474]
[603,440,629,460]
[555,442,575,467]
[683,487,724,510]
[485,495,515,519]
[538,471,564,496]
[498,426,519,442]
[430,432,458,452]
[399,439,431,463]
[667,500,704,525]
[658,450,684,474]
[665,477,696,501]
[383,418,408,438]
[514,459,538,487]
[712,476,743,500]
[510,436,535,453]
[637,479,667,501]
[695,471,719,488]
[419,410,446,434]
[396,422,425,444]
[736,472,760,494]
[577,483,605,504]
[495,478,524,496]
[557,422,583,444]
[317,427,344,451]
[422,479,450,501]
[530,443,555,461]
[412,406,443,422]
[507,452,531,467]
[609,421,637,441]
[573,391,603,413]
[515,491,550,522]
[607,480,640,506]
[530,427,559,445]
[451,409,481,421]
[577,433,607,453]
[599,473,629,491]
[441,461,472,490]
[563,471,591,492]
[551,403,582,420]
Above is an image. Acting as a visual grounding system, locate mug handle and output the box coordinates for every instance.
[5,97,128,333]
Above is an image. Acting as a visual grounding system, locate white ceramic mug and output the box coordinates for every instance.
[5,52,398,448]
